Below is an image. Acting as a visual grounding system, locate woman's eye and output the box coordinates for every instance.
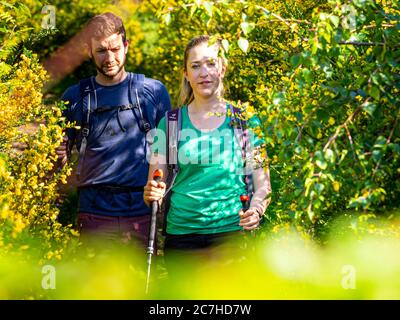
[192,64,200,69]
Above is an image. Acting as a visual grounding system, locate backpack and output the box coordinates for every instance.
[75,73,151,180]
[160,104,254,235]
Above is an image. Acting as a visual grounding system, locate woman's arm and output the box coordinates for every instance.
[239,151,272,230]
[249,165,272,216]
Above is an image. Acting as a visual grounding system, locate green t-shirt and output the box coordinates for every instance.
[152,104,264,235]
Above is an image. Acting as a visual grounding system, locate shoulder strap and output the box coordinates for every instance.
[164,108,181,194]
[229,104,254,198]
[129,73,152,133]
[76,77,96,180]
[161,108,181,235]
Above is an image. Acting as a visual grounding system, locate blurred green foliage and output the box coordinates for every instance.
[1,213,400,299]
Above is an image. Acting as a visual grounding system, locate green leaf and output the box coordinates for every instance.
[272,92,284,106]
[374,136,386,147]
[203,1,213,17]
[237,37,249,53]
[388,143,400,154]
[240,22,255,36]
[315,150,327,170]
[163,13,171,26]
[1,1,15,8]
[294,111,303,122]
[329,15,340,27]
[315,183,325,195]
[363,102,377,116]
[290,54,302,68]
[372,149,382,162]
[302,68,313,83]
[324,148,335,163]
[190,4,197,17]
[221,39,229,53]
[369,86,380,101]
[316,159,327,170]
[307,208,315,221]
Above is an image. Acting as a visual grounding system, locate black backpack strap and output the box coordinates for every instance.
[228,104,254,199]
[128,73,152,133]
[161,108,181,235]
[76,76,96,180]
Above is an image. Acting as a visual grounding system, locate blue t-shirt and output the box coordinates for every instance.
[61,73,171,216]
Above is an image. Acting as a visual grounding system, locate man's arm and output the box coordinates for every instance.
[56,86,79,168]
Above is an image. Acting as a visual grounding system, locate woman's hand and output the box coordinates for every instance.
[239,208,261,230]
[143,179,166,207]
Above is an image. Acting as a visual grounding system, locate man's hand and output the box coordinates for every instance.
[143,179,166,207]
[55,135,69,168]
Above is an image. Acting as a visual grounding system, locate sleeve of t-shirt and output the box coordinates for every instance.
[154,80,172,126]
[151,114,167,157]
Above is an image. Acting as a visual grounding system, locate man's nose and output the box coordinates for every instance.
[103,50,115,62]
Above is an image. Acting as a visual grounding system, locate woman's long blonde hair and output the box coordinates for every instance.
[178,35,227,106]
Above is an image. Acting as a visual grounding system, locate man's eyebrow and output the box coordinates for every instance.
[96,45,121,51]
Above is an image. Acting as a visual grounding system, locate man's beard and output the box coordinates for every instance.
[94,58,125,79]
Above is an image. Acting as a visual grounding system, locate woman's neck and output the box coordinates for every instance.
[189,96,226,113]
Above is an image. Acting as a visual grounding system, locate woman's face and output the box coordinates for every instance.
[185,41,225,100]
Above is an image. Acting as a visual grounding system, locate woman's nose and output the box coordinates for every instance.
[199,65,209,77]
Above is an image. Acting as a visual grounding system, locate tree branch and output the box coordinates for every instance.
[344,123,357,162]
[338,41,400,48]
[323,100,368,151]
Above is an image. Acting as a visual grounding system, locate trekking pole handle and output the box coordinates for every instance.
[240,194,250,212]
[151,169,163,217]
[153,169,163,183]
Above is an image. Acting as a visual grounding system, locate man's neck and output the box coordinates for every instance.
[95,69,127,86]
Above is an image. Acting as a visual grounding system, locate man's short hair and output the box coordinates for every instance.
[85,12,127,44]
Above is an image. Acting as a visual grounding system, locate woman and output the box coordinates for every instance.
[144,35,271,260]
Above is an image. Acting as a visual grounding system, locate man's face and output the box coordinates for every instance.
[89,33,128,79]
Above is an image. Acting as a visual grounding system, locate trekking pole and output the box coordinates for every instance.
[145,169,163,295]
[240,194,257,239]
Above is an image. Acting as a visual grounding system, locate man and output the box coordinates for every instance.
[57,12,171,249]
